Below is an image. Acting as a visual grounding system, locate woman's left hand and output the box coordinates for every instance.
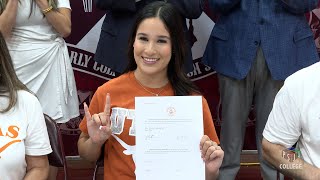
[200,135,224,175]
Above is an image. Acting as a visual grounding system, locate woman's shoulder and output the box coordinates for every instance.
[189,92,204,98]
[98,72,133,91]
[17,90,39,104]
[189,93,210,106]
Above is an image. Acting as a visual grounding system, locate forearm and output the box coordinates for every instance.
[206,168,219,180]
[24,167,49,180]
[36,1,71,37]
[280,0,319,14]
[44,9,71,37]
[78,135,104,162]
[0,0,18,38]
[262,139,320,179]
[208,0,241,14]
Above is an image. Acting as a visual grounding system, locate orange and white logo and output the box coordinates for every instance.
[0,125,21,158]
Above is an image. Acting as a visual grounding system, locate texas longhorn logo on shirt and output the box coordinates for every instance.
[110,107,137,173]
[0,125,21,158]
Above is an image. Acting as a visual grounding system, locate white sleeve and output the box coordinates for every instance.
[263,84,301,148]
[25,94,52,156]
[57,0,71,9]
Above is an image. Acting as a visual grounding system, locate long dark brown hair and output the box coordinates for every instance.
[125,1,200,96]
[0,32,30,113]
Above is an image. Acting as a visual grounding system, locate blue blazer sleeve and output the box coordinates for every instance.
[279,0,319,14]
[168,0,205,19]
[95,0,137,12]
[208,0,241,14]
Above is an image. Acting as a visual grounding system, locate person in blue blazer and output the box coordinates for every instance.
[94,0,203,73]
[202,0,319,179]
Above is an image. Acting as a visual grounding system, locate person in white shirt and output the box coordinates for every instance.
[0,32,52,179]
[262,62,320,179]
[0,0,79,178]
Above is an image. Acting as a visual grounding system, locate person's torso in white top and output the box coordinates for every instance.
[290,63,320,168]
[0,90,52,179]
[264,62,320,168]
[8,0,71,43]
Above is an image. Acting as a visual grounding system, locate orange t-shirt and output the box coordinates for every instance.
[79,72,219,180]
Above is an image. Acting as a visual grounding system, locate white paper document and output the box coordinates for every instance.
[135,96,204,180]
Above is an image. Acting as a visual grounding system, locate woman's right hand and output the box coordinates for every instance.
[83,93,112,145]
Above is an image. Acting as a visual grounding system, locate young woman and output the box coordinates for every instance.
[0,0,79,178]
[78,2,224,180]
[0,32,52,179]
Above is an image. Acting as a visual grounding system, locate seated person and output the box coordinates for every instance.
[262,62,320,179]
[77,2,224,180]
[0,32,52,179]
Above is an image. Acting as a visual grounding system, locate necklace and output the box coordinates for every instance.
[136,79,167,96]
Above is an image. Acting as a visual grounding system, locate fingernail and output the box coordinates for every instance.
[100,126,107,130]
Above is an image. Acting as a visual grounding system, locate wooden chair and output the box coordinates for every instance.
[44,114,69,180]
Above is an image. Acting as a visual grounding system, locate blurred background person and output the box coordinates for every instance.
[263,62,320,180]
[0,31,52,180]
[78,2,223,179]
[203,0,319,179]
[0,0,79,179]
[93,0,204,73]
